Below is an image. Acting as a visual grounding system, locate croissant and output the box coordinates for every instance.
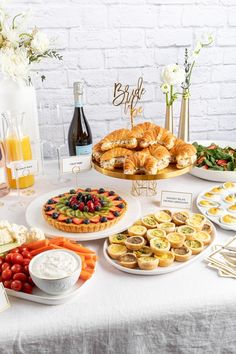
[100,147,133,170]
[169,139,186,162]
[124,151,158,175]
[148,145,171,171]
[139,126,165,148]
[175,144,197,169]
[161,130,176,150]
[92,142,103,162]
[131,122,156,139]
[100,129,137,151]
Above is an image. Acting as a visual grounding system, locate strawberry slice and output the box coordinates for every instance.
[107,195,117,201]
[46,210,55,215]
[110,206,121,212]
[58,214,68,222]
[72,218,83,225]
[90,215,100,223]
[106,212,115,220]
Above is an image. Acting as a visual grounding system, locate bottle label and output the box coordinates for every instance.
[0,168,6,185]
[76,144,92,156]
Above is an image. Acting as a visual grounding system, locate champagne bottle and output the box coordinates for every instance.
[68,81,92,156]
[0,142,9,197]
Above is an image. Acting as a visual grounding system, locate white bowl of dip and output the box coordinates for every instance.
[29,249,82,295]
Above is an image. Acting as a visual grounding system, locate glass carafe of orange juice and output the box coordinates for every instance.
[2,112,35,189]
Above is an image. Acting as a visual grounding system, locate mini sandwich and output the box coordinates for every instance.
[92,142,103,162]
[124,151,158,175]
[100,147,133,170]
[175,144,197,169]
[148,145,171,171]
[100,129,137,151]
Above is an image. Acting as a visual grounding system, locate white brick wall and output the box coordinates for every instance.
[9,0,236,155]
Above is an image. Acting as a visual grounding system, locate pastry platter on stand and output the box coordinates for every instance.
[92,159,192,197]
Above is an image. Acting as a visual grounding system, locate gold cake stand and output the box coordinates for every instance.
[92,160,192,197]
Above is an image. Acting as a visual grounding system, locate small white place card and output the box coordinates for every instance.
[10,160,38,179]
[61,155,92,174]
[160,190,192,209]
[0,283,10,313]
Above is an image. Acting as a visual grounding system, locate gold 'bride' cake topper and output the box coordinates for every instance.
[112,77,145,128]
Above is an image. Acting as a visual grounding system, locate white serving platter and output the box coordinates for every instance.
[189,140,236,182]
[26,187,141,242]
[197,183,236,232]
[6,278,87,305]
[103,211,216,276]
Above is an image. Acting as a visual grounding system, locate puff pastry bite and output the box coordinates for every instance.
[194,231,211,246]
[150,237,171,255]
[172,211,189,226]
[154,251,175,267]
[92,142,103,162]
[184,239,204,255]
[146,228,166,241]
[107,244,127,260]
[155,210,172,223]
[141,215,159,229]
[137,256,159,270]
[100,147,133,170]
[124,151,158,175]
[109,233,127,245]
[146,145,171,171]
[167,232,186,248]
[158,222,175,233]
[128,224,147,237]
[100,129,137,151]
[171,246,192,262]
[125,236,145,251]
[119,253,138,269]
[134,246,153,258]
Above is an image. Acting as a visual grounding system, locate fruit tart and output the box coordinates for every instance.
[42,187,127,233]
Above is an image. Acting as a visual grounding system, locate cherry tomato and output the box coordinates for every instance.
[23,265,29,274]
[11,264,23,274]
[3,280,12,289]
[0,257,4,267]
[13,272,27,282]
[28,276,34,285]
[11,247,20,253]
[2,269,12,280]
[5,253,13,263]
[22,282,33,294]
[23,258,31,266]
[11,253,24,265]
[19,246,29,253]
[21,251,32,259]
[1,262,10,271]
[11,280,22,292]
[0,275,2,283]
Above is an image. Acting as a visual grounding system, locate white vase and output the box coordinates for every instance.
[0,78,41,164]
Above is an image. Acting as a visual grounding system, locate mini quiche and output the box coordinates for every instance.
[186,213,206,230]
[137,256,159,270]
[194,231,211,246]
[43,188,127,233]
[224,194,236,204]
[223,182,235,190]
[184,239,204,255]
[177,225,196,240]
[206,207,224,217]
[119,253,138,269]
[154,251,175,267]
[134,246,153,258]
[107,244,127,260]
[198,200,218,208]
[157,222,175,234]
[220,214,236,225]
[128,225,147,237]
[167,232,186,248]
[172,211,189,226]
[141,215,159,229]
[109,233,127,245]
[154,210,172,223]
[171,246,192,262]
[150,237,171,256]
[125,236,145,251]
[227,204,236,214]
[202,222,213,234]
[146,228,166,241]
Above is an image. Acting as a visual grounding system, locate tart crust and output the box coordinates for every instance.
[154,251,174,267]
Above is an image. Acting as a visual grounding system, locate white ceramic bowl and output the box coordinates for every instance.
[189,140,236,182]
[29,249,82,295]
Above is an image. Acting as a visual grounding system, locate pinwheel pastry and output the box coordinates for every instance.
[124,151,158,175]
[92,142,103,163]
[100,129,137,151]
[170,140,197,169]
[144,145,171,171]
[100,147,133,170]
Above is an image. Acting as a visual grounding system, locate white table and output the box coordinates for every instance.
[0,167,236,354]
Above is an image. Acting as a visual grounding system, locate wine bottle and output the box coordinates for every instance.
[68,81,92,156]
[0,142,9,197]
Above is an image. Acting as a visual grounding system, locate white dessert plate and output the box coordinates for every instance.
[103,211,216,275]
[26,187,141,241]
[6,278,88,305]
[189,140,236,182]
[197,184,236,232]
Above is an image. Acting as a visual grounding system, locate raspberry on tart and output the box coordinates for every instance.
[42,188,127,233]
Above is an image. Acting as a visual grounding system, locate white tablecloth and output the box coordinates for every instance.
[0,166,236,354]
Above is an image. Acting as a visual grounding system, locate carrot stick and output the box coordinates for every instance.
[30,245,54,256]
[80,270,92,281]
[26,239,49,250]
[63,241,95,254]
[85,259,96,268]
[85,268,95,274]
[48,237,67,245]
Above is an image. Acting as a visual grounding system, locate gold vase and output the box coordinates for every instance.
[178,90,189,142]
[165,104,173,133]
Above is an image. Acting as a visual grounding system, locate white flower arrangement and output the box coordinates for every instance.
[160,64,185,106]
[0,4,62,84]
